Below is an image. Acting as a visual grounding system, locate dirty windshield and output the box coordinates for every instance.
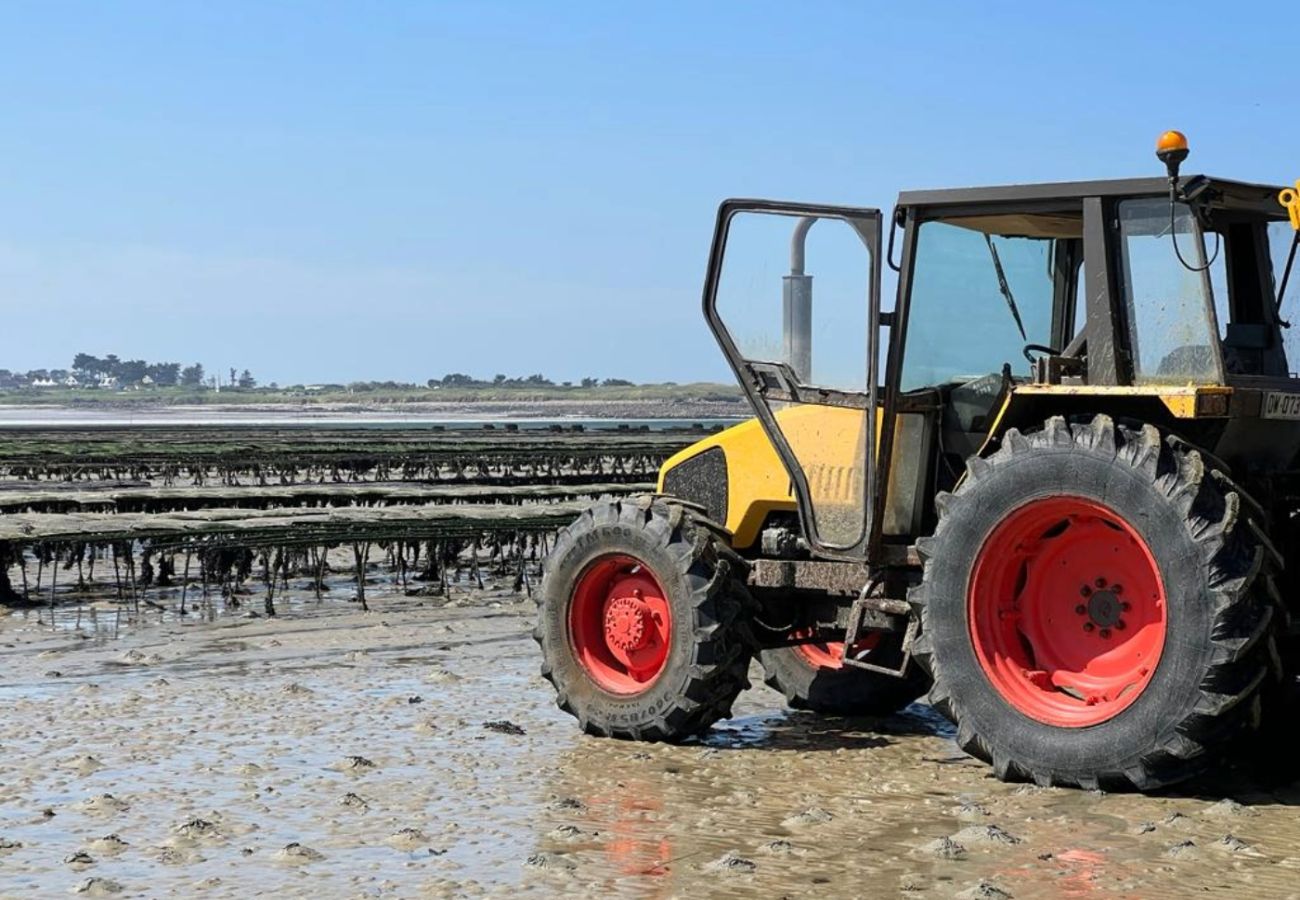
[901,220,1055,391]
[1272,220,1300,374]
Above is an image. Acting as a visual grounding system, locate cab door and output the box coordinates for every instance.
[703,200,883,560]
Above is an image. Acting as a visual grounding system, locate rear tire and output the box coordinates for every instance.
[910,415,1278,790]
[759,634,929,716]
[535,496,753,741]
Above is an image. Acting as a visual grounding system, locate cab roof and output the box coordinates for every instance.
[897,175,1286,217]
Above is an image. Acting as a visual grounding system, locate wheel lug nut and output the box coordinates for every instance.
[1084,623,1095,632]
[1075,604,1087,615]
[1094,577,1107,589]
[1121,601,1131,612]
[1112,584,1123,594]
[1080,585,1093,597]
[1100,628,1112,639]
[1115,620,1126,631]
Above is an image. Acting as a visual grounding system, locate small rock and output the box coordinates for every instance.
[155,847,201,866]
[918,836,968,860]
[174,818,220,839]
[338,755,375,771]
[275,842,324,864]
[1216,834,1253,854]
[0,838,23,852]
[79,794,129,815]
[424,667,462,684]
[1133,822,1157,835]
[339,792,369,810]
[524,851,576,872]
[88,835,128,856]
[954,801,990,821]
[64,851,95,868]
[386,828,428,850]
[1204,799,1255,819]
[65,756,104,776]
[1162,812,1194,830]
[705,851,757,874]
[547,825,593,842]
[483,720,526,736]
[899,873,929,893]
[760,839,797,855]
[72,878,123,896]
[956,881,1012,900]
[1165,839,1199,859]
[952,825,1021,846]
[549,797,585,811]
[781,807,834,827]
[406,695,424,705]
[281,682,314,696]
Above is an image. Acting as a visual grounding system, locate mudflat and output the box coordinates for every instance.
[1,580,1297,899]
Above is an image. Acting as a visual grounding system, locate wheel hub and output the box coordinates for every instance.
[967,496,1167,727]
[604,595,650,652]
[1085,589,1123,629]
[568,555,673,695]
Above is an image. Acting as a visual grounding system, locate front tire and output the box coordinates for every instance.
[535,496,753,741]
[910,415,1278,791]
[759,632,929,716]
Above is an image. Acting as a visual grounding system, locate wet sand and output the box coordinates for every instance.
[2,580,1299,898]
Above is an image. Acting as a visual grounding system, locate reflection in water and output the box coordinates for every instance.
[529,703,958,898]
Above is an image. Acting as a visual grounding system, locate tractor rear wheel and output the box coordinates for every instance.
[535,496,753,741]
[759,630,929,715]
[910,415,1279,790]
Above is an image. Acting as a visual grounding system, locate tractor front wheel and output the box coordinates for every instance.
[535,497,753,741]
[759,629,929,716]
[910,415,1279,790]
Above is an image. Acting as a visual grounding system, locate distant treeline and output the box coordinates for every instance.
[0,361,660,393]
[0,355,256,391]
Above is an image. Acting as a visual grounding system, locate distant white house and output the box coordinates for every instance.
[31,378,58,388]
[97,375,119,389]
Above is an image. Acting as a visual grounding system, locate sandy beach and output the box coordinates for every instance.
[0,566,1297,899]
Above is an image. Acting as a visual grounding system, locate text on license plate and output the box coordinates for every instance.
[1263,392,1300,419]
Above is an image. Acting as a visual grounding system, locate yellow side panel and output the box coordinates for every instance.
[1007,384,1231,418]
[657,406,868,549]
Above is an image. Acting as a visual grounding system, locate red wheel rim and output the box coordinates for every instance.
[569,554,672,695]
[967,496,1167,727]
[793,629,882,670]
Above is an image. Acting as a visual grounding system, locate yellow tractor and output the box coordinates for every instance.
[535,133,1300,790]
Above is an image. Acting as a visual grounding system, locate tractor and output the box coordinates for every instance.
[534,132,1300,790]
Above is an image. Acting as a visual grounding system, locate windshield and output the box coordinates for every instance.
[901,219,1058,391]
[1271,221,1300,374]
[1117,198,1223,385]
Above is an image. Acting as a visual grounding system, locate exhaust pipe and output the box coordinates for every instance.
[783,217,816,384]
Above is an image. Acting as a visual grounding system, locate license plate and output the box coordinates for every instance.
[1263,391,1300,419]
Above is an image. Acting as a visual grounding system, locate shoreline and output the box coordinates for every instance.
[0,398,750,426]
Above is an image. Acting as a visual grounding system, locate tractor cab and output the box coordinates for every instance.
[700,159,1299,565]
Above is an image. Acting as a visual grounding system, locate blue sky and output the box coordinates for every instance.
[0,1,1295,385]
